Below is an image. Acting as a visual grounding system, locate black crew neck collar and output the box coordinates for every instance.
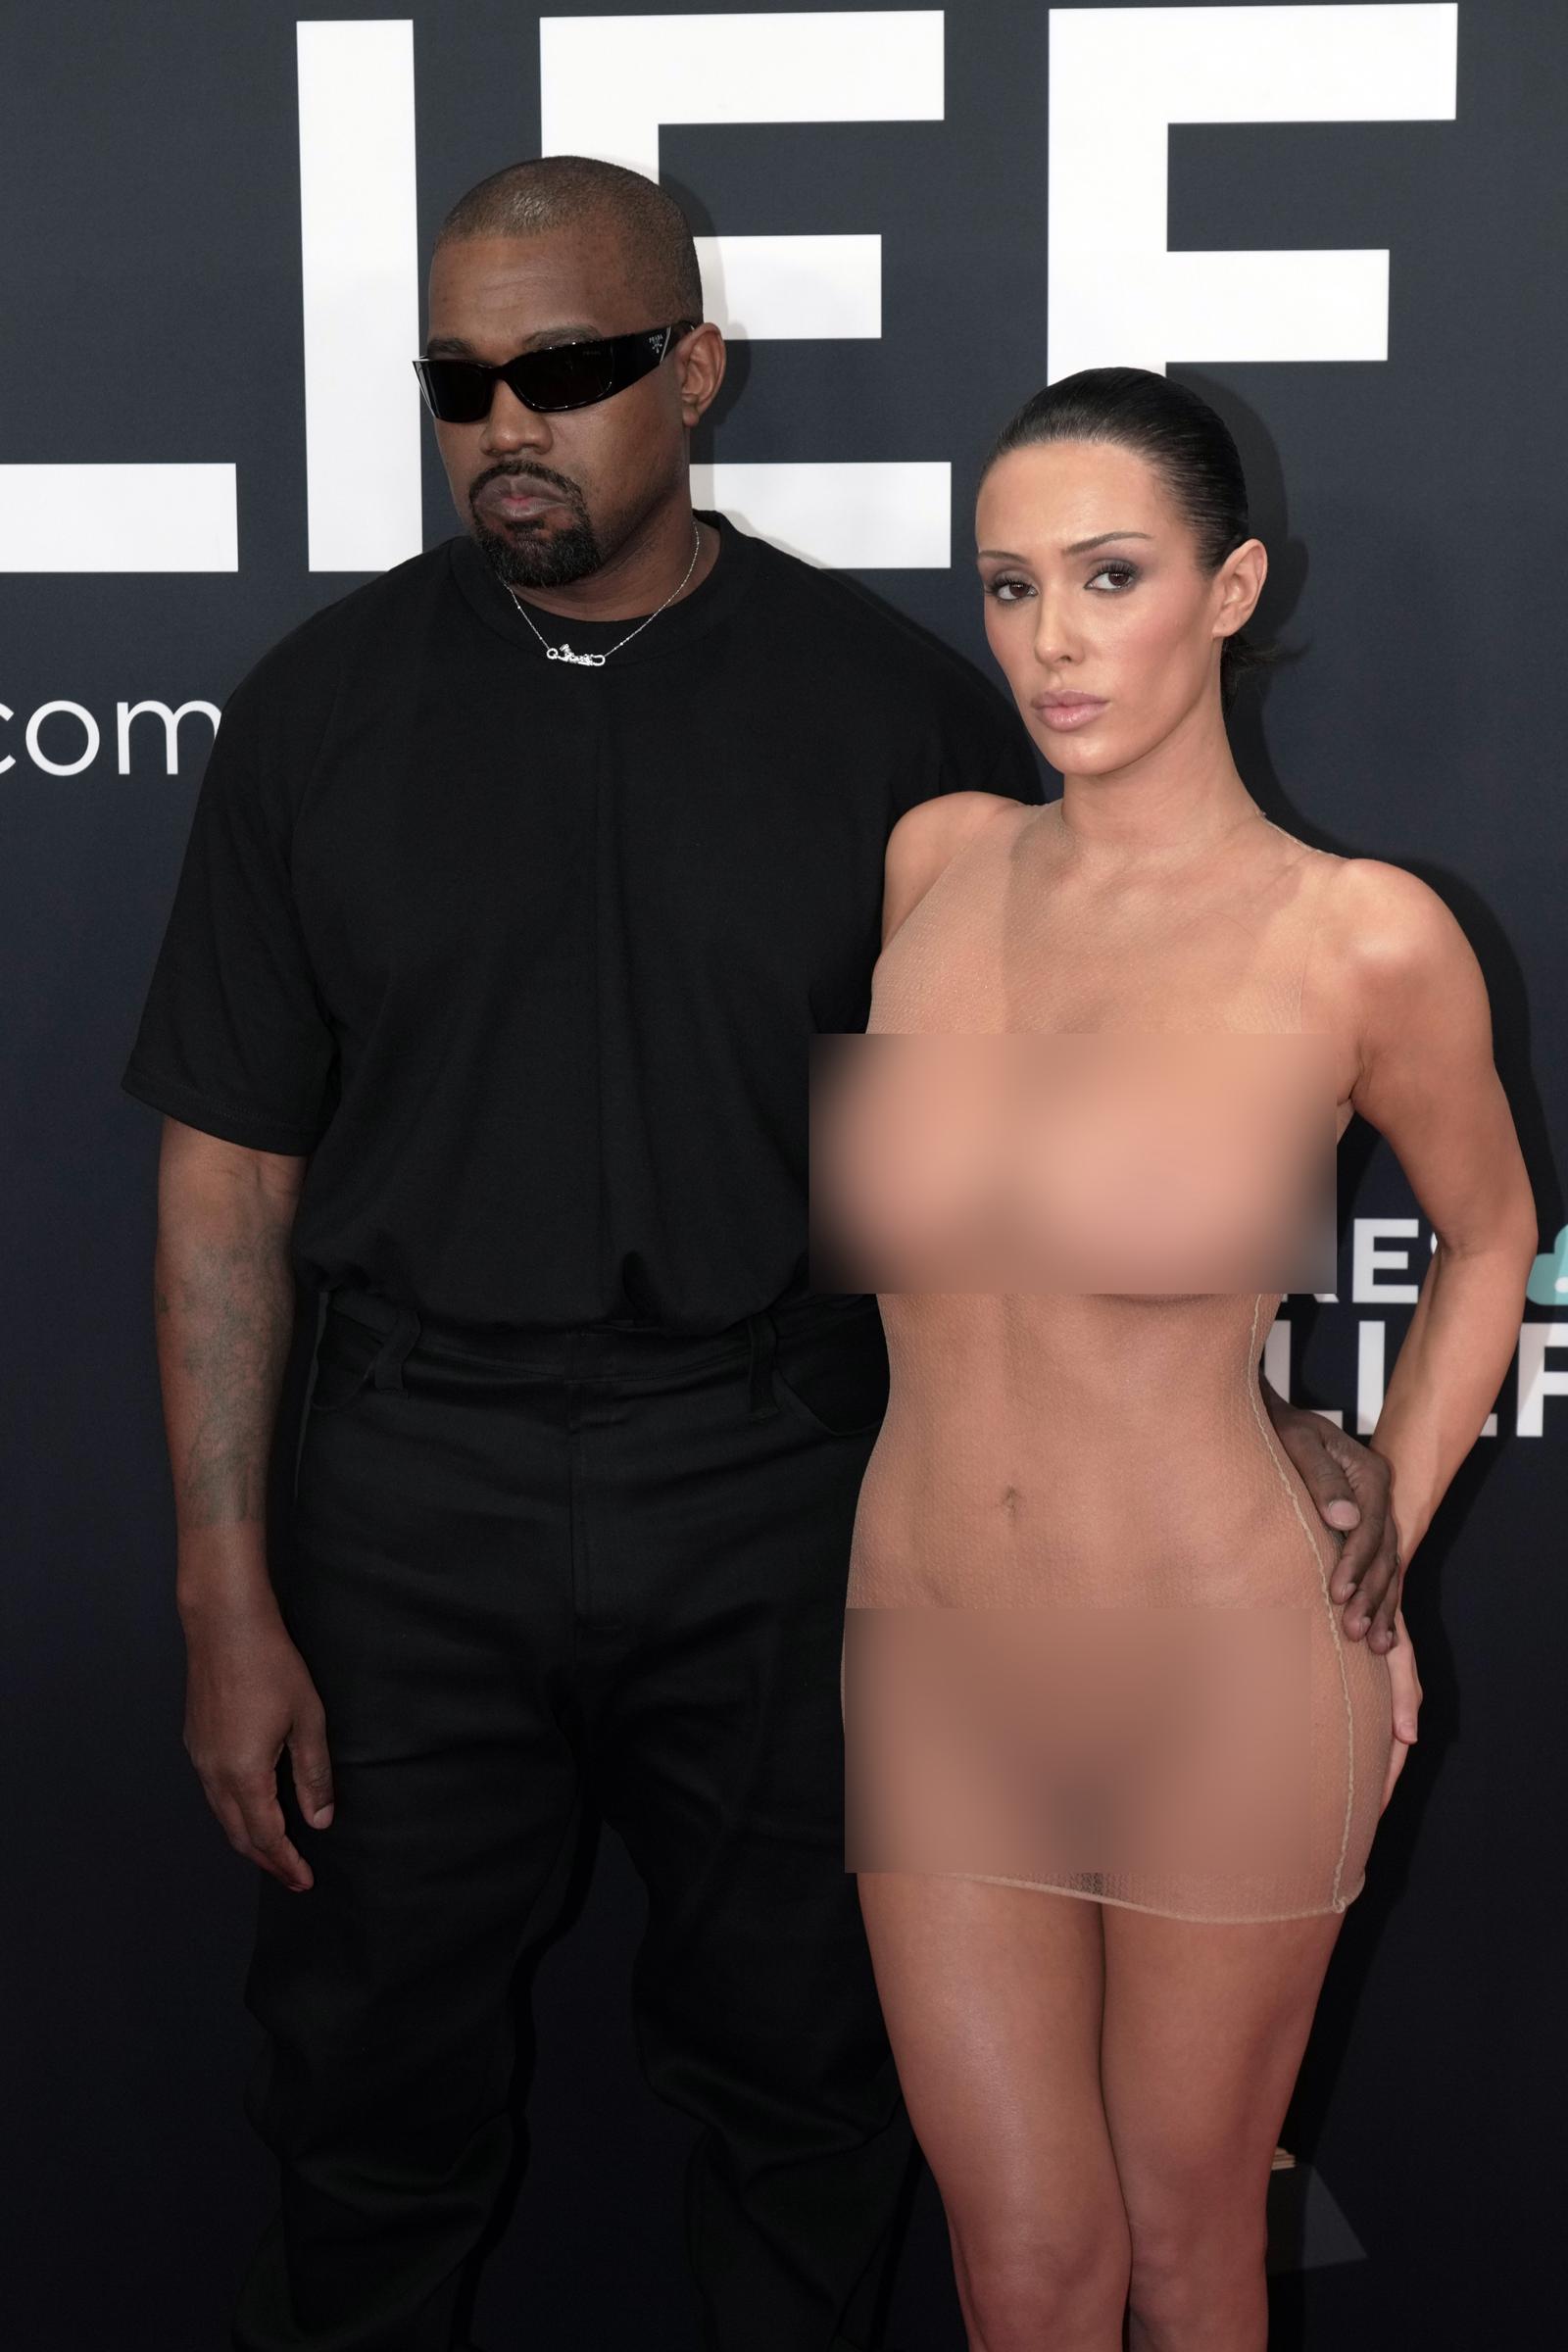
[450,507,756,663]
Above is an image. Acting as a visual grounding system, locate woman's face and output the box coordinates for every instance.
[975,437,1263,775]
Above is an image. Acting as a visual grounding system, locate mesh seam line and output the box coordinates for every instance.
[1244,1290,1356,1912]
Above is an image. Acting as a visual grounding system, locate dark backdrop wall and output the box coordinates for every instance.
[5,4,1563,2345]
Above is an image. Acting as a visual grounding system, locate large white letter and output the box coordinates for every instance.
[1517,1326,1568,1439]
[691,462,950,570]
[1351,1216,1421,1305]
[0,465,236,572]
[1048,4,1458,378]
[541,13,948,567]
[1355,1318,1386,1436]
[298,20,421,572]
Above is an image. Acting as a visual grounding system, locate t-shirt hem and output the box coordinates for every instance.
[120,1061,322,1156]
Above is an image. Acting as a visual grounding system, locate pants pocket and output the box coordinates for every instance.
[770,1303,890,1437]
[307,1312,385,1413]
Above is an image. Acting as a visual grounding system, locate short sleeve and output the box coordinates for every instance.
[973,722,1047,807]
[901,659,1047,820]
[121,656,338,1155]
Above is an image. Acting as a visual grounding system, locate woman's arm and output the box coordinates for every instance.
[1333,860,1536,1568]
[1316,860,1535,1808]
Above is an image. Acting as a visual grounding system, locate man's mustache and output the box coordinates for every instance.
[472,466,583,506]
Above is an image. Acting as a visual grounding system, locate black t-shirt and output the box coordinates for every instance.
[122,508,1044,1334]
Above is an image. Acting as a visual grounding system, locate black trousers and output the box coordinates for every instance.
[232,1286,912,2352]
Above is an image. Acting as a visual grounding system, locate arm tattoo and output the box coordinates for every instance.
[161,1218,295,1529]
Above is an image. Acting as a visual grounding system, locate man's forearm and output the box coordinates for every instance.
[154,1147,299,1618]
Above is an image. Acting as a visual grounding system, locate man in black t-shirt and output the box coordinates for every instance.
[123,159,1396,2352]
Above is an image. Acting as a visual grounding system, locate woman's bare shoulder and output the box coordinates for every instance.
[1298,849,1490,1079]
[1316,853,1476,985]
[1257,821,1466,967]
[881,791,1031,947]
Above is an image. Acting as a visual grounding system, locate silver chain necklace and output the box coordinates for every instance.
[505,519,703,667]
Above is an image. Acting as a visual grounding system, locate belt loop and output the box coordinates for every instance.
[372,1303,422,1393]
[745,1307,780,1420]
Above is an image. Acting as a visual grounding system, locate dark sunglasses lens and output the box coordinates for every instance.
[416,361,492,423]
[416,331,671,421]
[514,343,620,410]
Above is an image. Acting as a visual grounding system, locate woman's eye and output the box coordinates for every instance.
[985,575,1034,603]
[1087,562,1139,592]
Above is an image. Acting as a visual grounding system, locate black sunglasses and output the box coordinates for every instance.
[412,320,699,424]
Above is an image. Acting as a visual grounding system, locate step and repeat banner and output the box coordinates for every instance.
[5,4,1561,2344]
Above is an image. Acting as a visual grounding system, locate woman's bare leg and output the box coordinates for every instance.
[857,1873,1131,2352]
[1100,1905,1345,2351]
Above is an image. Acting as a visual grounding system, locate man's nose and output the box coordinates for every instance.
[481,379,554,456]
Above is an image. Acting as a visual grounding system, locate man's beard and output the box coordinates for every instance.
[470,484,603,590]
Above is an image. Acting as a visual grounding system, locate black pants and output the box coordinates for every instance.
[232,1287,912,2352]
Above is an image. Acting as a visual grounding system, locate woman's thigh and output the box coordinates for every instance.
[1100,1903,1344,2251]
[857,1874,1123,2256]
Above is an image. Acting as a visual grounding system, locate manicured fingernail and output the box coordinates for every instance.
[1326,1501,1359,1527]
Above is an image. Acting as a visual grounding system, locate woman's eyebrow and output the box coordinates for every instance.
[976,530,1155,561]
[1061,530,1153,555]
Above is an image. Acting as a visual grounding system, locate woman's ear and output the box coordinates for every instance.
[1215,536,1267,641]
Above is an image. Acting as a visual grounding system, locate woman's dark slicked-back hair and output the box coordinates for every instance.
[983,367,1272,708]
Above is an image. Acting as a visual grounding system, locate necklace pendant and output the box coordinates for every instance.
[511,518,697,666]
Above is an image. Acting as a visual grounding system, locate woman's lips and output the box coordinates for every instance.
[1031,694,1107,733]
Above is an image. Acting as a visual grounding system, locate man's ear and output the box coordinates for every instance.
[677,323,726,426]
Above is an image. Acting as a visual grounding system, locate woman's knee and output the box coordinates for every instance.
[1125,2201,1268,2341]
[953,2200,1132,2351]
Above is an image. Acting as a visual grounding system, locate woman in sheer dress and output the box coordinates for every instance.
[828,369,1537,2351]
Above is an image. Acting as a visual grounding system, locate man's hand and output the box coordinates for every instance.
[1381,1606,1421,1812]
[1261,1386,1422,1802]
[182,1603,334,1891]
[1259,1384,1402,1652]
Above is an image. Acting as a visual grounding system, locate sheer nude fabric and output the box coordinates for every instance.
[829,807,1393,1921]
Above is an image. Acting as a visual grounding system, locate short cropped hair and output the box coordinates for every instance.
[436,156,704,323]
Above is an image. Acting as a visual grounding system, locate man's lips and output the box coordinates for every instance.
[479,479,573,519]
[1031,692,1108,733]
